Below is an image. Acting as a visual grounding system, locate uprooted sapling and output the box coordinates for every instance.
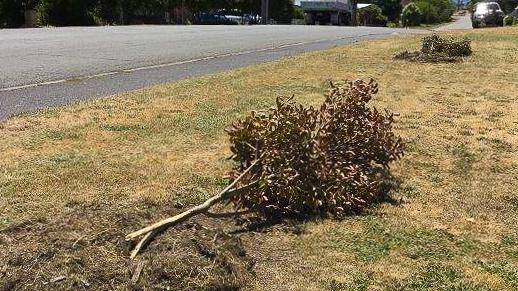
[395,34,472,63]
[126,79,405,258]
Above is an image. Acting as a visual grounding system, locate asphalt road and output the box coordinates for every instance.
[1,25,421,120]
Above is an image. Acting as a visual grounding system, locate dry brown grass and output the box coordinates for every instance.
[1,27,517,290]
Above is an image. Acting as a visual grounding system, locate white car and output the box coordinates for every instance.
[471,2,505,28]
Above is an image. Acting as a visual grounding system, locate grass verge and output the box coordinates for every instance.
[1,27,517,290]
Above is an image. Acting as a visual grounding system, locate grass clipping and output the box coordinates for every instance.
[127,79,405,257]
[395,34,472,63]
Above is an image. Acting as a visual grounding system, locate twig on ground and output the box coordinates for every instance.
[126,159,260,259]
[131,261,145,284]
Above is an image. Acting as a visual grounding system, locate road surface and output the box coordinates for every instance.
[1,25,421,120]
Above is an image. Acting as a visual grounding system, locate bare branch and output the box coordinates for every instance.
[126,159,260,258]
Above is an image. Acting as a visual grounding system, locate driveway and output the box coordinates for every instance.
[435,14,473,31]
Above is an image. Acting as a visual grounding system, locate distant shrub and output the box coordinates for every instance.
[372,0,403,22]
[395,35,472,63]
[466,1,475,12]
[226,79,405,216]
[0,0,25,28]
[293,6,305,19]
[414,0,455,24]
[357,4,388,26]
[269,0,295,24]
[387,21,400,28]
[37,0,98,26]
[503,15,514,26]
[401,3,423,27]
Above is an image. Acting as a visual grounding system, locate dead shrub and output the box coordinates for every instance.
[395,34,472,63]
[127,79,405,257]
[226,79,405,217]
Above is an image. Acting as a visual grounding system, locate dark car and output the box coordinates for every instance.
[193,13,238,25]
[471,2,505,28]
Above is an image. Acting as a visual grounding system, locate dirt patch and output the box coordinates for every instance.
[0,202,256,290]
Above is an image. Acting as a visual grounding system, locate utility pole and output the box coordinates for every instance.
[261,0,269,24]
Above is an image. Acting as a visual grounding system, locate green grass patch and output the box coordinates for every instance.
[326,272,372,291]
[389,263,491,291]
[477,261,518,289]
[326,216,484,263]
[450,143,477,175]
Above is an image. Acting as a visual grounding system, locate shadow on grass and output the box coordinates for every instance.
[226,170,403,236]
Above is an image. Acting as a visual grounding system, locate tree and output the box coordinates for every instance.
[413,0,455,24]
[37,0,98,26]
[236,0,294,23]
[95,0,120,24]
[501,0,518,13]
[358,4,388,26]
[269,0,294,23]
[293,5,304,19]
[401,2,423,26]
[2,0,298,27]
[371,0,402,22]
[0,0,35,28]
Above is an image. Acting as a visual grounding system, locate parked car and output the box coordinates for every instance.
[471,2,505,28]
[193,13,238,25]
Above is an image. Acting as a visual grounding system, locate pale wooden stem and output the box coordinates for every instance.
[129,230,157,259]
[126,160,259,258]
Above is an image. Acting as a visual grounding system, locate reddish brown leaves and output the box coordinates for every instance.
[226,79,405,216]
